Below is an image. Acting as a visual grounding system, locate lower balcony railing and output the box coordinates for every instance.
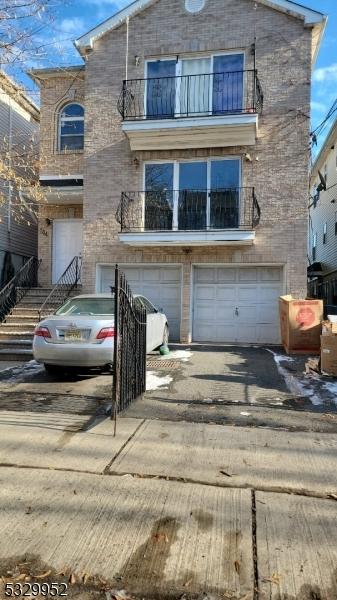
[116,188,260,233]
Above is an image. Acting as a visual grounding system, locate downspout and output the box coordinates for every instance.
[8,99,12,236]
[125,16,130,81]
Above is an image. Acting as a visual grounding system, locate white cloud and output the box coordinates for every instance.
[59,17,86,34]
[313,63,337,83]
[311,100,328,113]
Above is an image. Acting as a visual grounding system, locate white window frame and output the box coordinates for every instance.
[144,51,246,119]
[142,156,242,231]
[58,103,84,151]
[323,222,327,245]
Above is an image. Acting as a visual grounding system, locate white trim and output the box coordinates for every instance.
[75,0,325,54]
[119,230,255,246]
[122,113,257,131]
[40,175,83,180]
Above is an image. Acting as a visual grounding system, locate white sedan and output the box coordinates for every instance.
[33,294,169,373]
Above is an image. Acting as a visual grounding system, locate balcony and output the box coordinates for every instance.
[118,69,263,150]
[116,188,260,247]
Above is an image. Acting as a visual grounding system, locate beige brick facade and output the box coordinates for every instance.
[35,0,316,342]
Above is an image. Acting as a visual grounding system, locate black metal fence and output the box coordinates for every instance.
[117,188,260,232]
[38,255,82,320]
[308,277,337,316]
[118,69,263,120]
[112,266,146,431]
[0,256,40,323]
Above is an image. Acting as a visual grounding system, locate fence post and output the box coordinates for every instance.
[112,264,120,435]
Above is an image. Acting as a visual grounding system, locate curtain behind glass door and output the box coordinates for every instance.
[180,58,211,117]
[213,54,244,114]
[146,61,176,119]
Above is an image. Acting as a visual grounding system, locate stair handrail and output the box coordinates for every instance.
[0,256,41,323]
[38,255,82,321]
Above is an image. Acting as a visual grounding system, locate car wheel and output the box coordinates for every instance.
[44,364,63,375]
[162,324,169,346]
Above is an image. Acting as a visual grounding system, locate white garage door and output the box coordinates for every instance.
[193,266,282,344]
[99,265,181,340]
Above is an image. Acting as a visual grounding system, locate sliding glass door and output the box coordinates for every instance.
[146,60,176,119]
[144,159,241,231]
[146,54,244,119]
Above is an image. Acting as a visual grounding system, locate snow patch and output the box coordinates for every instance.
[146,371,173,391]
[160,349,193,362]
[240,412,251,416]
[0,360,44,383]
[267,349,322,405]
[324,381,337,397]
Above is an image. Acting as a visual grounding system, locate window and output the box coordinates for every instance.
[312,233,317,261]
[138,296,157,314]
[185,0,205,12]
[335,212,337,236]
[323,222,327,245]
[144,158,241,230]
[59,103,84,151]
[146,53,244,119]
[324,163,328,184]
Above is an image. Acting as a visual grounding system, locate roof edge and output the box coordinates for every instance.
[75,0,326,56]
[28,65,85,85]
[0,70,39,120]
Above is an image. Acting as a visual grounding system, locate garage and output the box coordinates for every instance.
[193,266,283,344]
[98,265,182,340]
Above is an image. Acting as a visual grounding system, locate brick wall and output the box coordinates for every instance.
[39,73,85,177]
[38,0,313,341]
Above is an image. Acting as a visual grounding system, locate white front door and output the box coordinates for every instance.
[52,220,83,284]
[193,266,283,344]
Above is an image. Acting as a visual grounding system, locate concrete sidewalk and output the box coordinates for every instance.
[0,414,336,599]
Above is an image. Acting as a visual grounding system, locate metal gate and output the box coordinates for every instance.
[112,265,146,432]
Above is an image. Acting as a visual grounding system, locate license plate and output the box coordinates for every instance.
[65,329,82,341]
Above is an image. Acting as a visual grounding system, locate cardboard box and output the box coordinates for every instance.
[321,335,337,376]
[279,295,323,355]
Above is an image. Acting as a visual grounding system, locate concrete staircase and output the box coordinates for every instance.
[0,286,82,362]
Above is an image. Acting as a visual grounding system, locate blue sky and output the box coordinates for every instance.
[16,0,337,136]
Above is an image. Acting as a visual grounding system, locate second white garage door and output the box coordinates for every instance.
[193,266,283,344]
[99,265,181,340]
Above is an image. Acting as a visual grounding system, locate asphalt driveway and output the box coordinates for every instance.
[124,344,337,433]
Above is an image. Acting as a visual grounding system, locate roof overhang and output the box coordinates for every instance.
[311,116,337,181]
[28,65,85,86]
[0,70,39,121]
[75,0,326,65]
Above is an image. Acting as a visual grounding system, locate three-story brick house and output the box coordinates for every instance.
[30,0,326,344]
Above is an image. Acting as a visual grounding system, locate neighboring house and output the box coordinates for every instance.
[29,0,326,344]
[309,116,337,311]
[0,71,39,286]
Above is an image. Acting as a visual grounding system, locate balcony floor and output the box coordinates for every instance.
[119,229,255,246]
[122,113,258,151]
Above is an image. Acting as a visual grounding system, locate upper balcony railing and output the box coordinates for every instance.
[118,69,263,121]
[117,188,261,233]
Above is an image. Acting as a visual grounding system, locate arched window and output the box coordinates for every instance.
[59,103,84,151]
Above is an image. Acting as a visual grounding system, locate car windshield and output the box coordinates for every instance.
[55,297,115,316]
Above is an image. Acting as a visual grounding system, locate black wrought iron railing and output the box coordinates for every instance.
[117,188,260,232]
[118,70,263,120]
[38,255,82,321]
[0,256,40,323]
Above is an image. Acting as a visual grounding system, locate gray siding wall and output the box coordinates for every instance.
[0,89,38,260]
[310,143,337,275]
